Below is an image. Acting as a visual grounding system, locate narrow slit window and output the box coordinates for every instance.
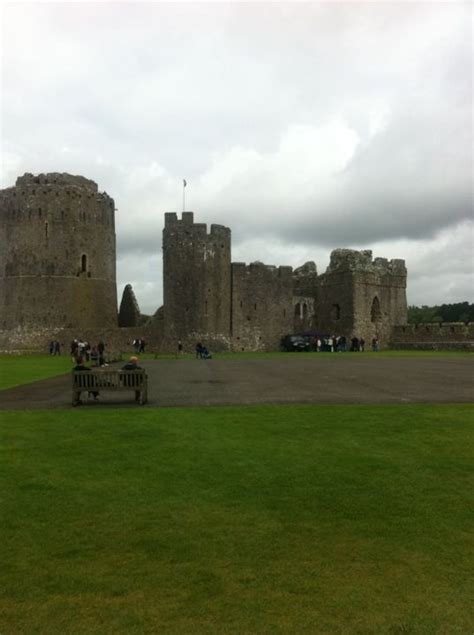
[371,297,381,322]
[332,304,341,320]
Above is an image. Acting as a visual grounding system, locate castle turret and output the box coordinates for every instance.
[162,211,231,348]
[0,173,118,337]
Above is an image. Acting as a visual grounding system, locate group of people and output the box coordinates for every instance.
[195,342,212,359]
[176,341,213,358]
[71,339,106,366]
[132,338,146,353]
[312,335,379,352]
[48,340,61,355]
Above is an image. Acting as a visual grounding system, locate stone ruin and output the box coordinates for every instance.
[0,172,411,352]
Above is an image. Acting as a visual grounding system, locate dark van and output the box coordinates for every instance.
[281,335,310,352]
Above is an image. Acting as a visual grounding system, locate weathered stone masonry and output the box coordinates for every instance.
[162,211,232,350]
[0,173,117,349]
[159,212,409,350]
[0,172,418,352]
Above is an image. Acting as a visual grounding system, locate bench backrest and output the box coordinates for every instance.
[72,370,147,390]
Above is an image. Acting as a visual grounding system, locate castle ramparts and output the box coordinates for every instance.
[391,322,474,351]
[0,173,422,353]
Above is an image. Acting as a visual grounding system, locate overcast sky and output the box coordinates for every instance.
[1,1,472,314]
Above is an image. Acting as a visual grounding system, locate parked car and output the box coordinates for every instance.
[281,335,310,352]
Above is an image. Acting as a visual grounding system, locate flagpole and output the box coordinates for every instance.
[182,179,187,212]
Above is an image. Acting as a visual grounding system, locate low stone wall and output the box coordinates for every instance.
[391,322,474,351]
[0,323,164,357]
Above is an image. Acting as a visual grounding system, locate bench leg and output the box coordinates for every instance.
[138,388,147,405]
[72,390,82,406]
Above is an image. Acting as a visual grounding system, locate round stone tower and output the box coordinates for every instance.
[162,211,231,349]
[0,172,118,335]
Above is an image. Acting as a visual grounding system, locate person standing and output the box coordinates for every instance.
[71,339,79,362]
[97,340,105,366]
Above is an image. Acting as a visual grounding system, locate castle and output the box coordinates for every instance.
[0,173,409,352]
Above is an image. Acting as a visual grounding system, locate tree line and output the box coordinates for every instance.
[408,302,474,324]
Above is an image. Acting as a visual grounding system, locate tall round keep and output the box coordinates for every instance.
[0,173,118,332]
[162,211,231,344]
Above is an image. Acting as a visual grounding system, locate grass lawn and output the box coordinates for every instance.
[1,404,473,633]
[0,355,75,391]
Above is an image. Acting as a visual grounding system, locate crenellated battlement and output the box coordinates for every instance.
[164,212,230,239]
[232,261,293,278]
[1,173,113,216]
[16,172,99,193]
[0,173,115,231]
[164,211,195,227]
[326,249,406,275]
[393,322,474,335]
[391,322,474,350]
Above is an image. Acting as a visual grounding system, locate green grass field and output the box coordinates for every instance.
[0,355,74,390]
[1,403,473,633]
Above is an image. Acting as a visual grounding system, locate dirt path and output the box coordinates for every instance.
[1,356,473,410]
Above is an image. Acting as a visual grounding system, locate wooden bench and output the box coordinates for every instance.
[72,369,148,406]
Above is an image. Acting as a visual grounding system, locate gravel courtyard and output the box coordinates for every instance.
[1,355,473,409]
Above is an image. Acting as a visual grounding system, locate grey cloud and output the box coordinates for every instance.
[2,1,472,309]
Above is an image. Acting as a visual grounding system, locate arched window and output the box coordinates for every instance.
[294,303,301,318]
[371,297,382,322]
[81,254,87,273]
[331,304,341,320]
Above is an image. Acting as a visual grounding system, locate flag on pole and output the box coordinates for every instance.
[183,179,187,187]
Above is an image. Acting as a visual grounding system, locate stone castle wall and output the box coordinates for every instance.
[0,321,165,357]
[293,262,318,333]
[231,262,293,351]
[0,173,117,336]
[391,322,474,351]
[162,212,232,350]
[0,174,413,353]
[310,250,407,345]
